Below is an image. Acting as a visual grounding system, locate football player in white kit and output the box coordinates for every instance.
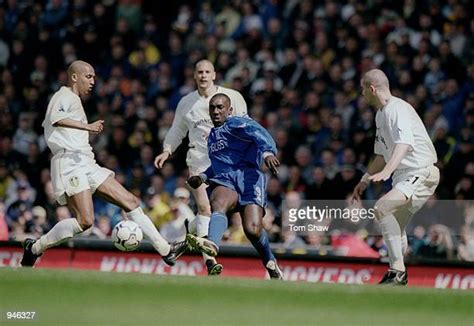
[21,60,187,267]
[351,69,440,285]
[154,60,248,275]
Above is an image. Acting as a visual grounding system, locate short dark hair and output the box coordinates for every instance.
[210,93,231,106]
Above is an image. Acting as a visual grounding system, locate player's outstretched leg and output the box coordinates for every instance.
[242,205,283,280]
[96,177,188,266]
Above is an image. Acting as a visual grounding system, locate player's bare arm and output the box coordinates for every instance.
[369,144,410,182]
[351,155,386,203]
[54,118,104,134]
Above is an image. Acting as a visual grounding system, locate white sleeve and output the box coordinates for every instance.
[389,107,414,148]
[163,100,189,154]
[230,90,248,117]
[49,96,71,125]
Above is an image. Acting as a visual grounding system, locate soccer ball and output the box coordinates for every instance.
[112,220,143,252]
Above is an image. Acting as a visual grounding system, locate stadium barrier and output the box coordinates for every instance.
[1,239,473,290]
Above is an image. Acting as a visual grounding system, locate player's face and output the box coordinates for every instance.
[209,97,232,127]
[194,62,216,90]
[77,65,96,96]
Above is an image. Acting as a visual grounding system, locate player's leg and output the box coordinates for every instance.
[21,155,92,267]
[393,207,413,255]
[241,204,282,279]
[95,176,186,265]
[187,186,238,256]
[189,184,222,274]
[21,190,91,267]
[374,188,409,284]
[394,166,440,257]
[190,184,212,236]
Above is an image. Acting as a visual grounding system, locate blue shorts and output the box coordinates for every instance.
[209,169,268,208]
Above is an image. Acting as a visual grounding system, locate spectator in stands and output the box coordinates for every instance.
[416,224,454,260]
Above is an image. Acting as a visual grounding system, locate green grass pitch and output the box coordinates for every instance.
[0,267,472,325]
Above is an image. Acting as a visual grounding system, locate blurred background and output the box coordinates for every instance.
[0,0,472,263]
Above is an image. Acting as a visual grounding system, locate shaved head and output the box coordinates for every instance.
[66,60,96,96]
[194,59,216,95]
[362,69,390,89]
[67,60,93,80]
[360,69,392,109]
[195,59,215,72]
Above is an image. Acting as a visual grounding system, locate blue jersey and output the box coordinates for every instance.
[203,116,277,207]
[205,116,276,178]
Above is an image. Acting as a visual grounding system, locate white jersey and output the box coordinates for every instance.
[163,86,247,172]
[42,86,93,156]
[374,96,437,170]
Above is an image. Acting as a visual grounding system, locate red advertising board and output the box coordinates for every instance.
[1,246,473,290]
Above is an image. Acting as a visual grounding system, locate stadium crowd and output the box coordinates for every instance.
[0,0,472,261]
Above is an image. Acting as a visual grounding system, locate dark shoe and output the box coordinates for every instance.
[186,234,218,257]
[206,259,223,276]
[163,240,188,266]
[266,260,283,280]
[20,238,41,267]
[378,269,408,286]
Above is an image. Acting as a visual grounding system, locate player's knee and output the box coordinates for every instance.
[210,198,227,213]
[243,221,262,239]
[373,203,389,220]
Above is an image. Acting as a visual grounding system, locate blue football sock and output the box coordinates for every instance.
[207,212,228,248]
[249,229,275,265]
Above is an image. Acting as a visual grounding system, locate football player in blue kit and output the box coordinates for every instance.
[186,93,283,279]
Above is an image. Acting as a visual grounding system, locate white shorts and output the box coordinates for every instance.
[51,150,114,205]
[186,149,211,175]
[392,165,440,214]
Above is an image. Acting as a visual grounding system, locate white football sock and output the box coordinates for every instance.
[379,214,405,272]
[127,207,170,256]
[32,218,83,255]
[186,217,197,234]
[196,214,211,237]
[401,231,408,255]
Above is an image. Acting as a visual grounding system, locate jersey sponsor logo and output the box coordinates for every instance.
[69,176,80,188]
[193,118,212,129]
[209,139,226,153]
